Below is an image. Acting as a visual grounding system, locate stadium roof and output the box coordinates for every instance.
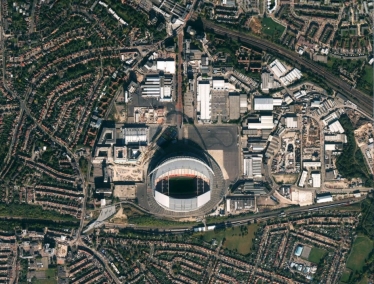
[150,157,214,180]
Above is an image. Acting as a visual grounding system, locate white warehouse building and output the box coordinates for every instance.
[197,81,211,122]
[316,193,333,203]
[270,59,287,77]
[311,172,321,188]
[298,170,308,187]
[156,59,176,74]
[141,75,173,102]
[248,115,274,129]
[253,97,274,111]
[243,155,262,178]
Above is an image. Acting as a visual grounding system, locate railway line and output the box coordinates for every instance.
[201,19,373,117]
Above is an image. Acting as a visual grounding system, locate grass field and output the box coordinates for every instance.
[31,269,57,284]
[359,65,373,95]
[358,276,368,284]
[346,235,373,272]
[340,270,351,283]
[308,247,327,264]
[261,17,285,37]
[168,177,201,198]
[334,202,362,212]
[194,224,258,255]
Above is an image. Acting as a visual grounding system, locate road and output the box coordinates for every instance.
[201,19,374,118]
[103,197,362,233]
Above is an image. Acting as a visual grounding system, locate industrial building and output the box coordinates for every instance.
[120,125,148,145]
[316,193,333,203]
[212,77,225,89]
[156,59,176,74]
[303,161,321,168]
[229,92,240,120]
[285,116,298,128]
[197,80,211,122]
[248,115,274,129]
[141,74,173,102]
[298,170,308,187]
[270,59,287,77]
[311,172,321,188]
[253,97,274,111]
[243,155,262,178]
[324,133,347,143]
[294,90,307,100]
[240,94,248,113]
[261,72,275,92]
[226,195,256,213]
[253,97,282,111]
[242,182,268,195]
[279,68,303,86]
[328,120,345,134]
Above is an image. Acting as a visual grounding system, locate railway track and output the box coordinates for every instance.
[202,19,373,117]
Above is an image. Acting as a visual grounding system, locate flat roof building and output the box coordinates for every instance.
[311,172,321,188]
[285,116,298,128]
[243,155,262,178]
[243,182,268,195]
[328,120,345,134]
[248,115,274,129]
[226,195,255,213]
[229,92,240,120]
[141,74,173,102]
[324,133,347,143]
[240,94,248,113]
[197,81,211,121]
[270,59,287,77]
[299,170,308,187]
[254,97,274,111]
[212,77,225,89]
[156,59,176,74]
[121,125,148,145]
[261,72,275,92]
[303,161,321,167]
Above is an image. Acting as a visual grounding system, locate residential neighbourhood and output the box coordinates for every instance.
[0,0,372,283]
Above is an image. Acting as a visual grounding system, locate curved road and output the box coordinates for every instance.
[201,19,373,117]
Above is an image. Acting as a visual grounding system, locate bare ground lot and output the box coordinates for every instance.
[273,173,299,184]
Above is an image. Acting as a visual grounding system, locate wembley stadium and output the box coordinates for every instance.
[149,156,215,212]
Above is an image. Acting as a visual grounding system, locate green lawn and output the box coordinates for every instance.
[308,247,327,264]
[358,276,368,284]
[31,269,57,284]
[346,235,374,272]
[340,270,351,283]
[194,224,258,255]
[334,202,362,212]
[359,65,373,95]
[261,17,285,37]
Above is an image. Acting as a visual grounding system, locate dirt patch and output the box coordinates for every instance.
[110,207,128,224]
[208,150,229,180]
[114,184,136,199]
[324,181,349,189]
[135,71,144,83]
[249,17,262,35]
[273,173,299,184]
